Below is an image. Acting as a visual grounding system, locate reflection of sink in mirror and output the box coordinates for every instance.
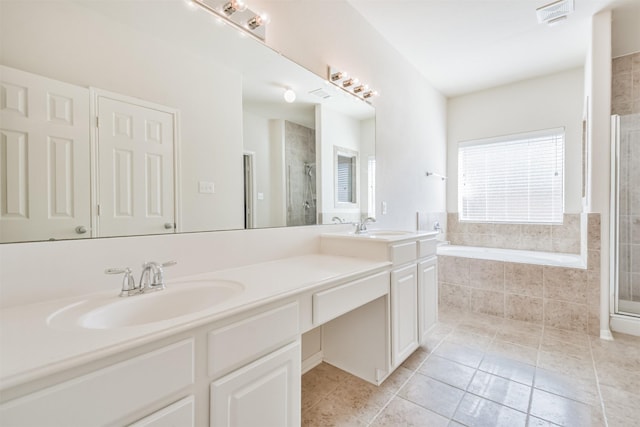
[47,280,244,330]
[0,0,375,243]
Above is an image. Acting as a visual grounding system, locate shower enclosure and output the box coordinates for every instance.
[611,112,640,317]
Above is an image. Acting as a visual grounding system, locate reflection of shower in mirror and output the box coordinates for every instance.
[303,163,316,210]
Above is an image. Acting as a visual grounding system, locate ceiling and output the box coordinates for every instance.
[348,0,639,97]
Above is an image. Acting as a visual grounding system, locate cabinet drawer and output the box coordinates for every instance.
[129,396,195,427]
[390,241,417,265]
[313,271,389,325]
[208,302,299,378]
[0,339,194,427]
[418,238,437,259]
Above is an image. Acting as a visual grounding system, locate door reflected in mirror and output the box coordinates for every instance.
[0,0,375,243]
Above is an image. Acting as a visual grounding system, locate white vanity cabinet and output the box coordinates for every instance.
[321,231,439,370]
[390,263,419,367]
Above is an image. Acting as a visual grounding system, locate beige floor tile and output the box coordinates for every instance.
[487,339,538,366]
[369,397,449,427]
[302,397,369,427]
[495,328,542,349]
[453,393,528,427]
[500,319,544,335]
[445,329,494,350]
[537,351,595,382]
[418,355,476,390]
[479,354,536,385]
[302,363,348,411]
[467,371,532,412]
[542,327,590,348]
[433,341,485,368]
[530,389,594,427]
[402,347,431,371]
[377,366,413,395]
[533,368,598,405]
[593,359,640,394]
[398,373,465,418]
[540,336,591,360]
[322,375,393,424]
[526,415,561,426]
[599,383,640,422]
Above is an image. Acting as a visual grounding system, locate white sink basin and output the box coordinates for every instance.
[48,280,244,330]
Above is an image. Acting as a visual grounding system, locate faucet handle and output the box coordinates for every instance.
[105,267,138,297]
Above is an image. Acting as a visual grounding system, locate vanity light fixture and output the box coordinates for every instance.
[247,13,269,30]
[353,84,366,94]
[223,0,246,15]
[328,66,378,102]
[363,90,378,99]
[191,0,268,41]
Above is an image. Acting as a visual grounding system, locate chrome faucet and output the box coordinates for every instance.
[332,216,345,224]
[105,260,176,297]
[139,260,177,292]
[355,216,376,234]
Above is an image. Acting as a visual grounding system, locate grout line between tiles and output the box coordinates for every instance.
[589,334,609,427]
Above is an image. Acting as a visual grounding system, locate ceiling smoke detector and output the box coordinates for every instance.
[536,0,574,25]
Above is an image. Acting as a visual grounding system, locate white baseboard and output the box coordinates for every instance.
[610,314,640,337]
[301,351,323,374]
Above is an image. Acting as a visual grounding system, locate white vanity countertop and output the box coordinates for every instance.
[321,230,439,242]
[0,254,390,391]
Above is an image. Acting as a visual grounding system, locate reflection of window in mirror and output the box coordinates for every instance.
[367,156,376,217]
[334,147,359,206]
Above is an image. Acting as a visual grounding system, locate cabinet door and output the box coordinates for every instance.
[390,264,419,367]
[210,341,300,427]
[129,396,194,427]
[418,257,438,344]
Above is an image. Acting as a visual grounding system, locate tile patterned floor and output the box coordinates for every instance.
[301,308,640,426]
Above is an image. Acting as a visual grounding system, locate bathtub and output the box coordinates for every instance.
[436,244,586,269]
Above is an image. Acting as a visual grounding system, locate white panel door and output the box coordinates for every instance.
[391,264,419,368]
[96,93,175,237]
[0,65,90,242]
[418,257,438,344]
[210,341,301,427]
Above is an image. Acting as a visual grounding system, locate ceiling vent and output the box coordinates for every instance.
[309,88,331,99]
[536,0,574,25]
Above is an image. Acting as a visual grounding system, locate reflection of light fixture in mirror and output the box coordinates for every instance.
[247,13,269,30]
[328,66,379,102]
[283,88,296,103]
[342,78,358,88]
[191,0,268,41]
[353,85,367,94]
[223,0,246,15]
[330,71,347,82]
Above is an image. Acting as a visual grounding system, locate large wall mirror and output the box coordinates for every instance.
[0,0,375,243]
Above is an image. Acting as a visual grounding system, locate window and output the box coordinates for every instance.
[334,146,358,206]
[458,128,564,223]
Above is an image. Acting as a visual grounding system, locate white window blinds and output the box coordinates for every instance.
[458,128,564,224]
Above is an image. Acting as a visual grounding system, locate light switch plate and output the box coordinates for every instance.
[199,181,215,194]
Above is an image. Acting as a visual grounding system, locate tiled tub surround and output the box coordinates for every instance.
[447,213,581,254]
[439,214,601,335]
[612,52,640,116]
[301,308,640,427]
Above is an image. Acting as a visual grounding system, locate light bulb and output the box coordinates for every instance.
[284,89,296,103]
[223,0,246,15]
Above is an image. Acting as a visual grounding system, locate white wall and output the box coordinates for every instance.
[447,67,585,214]
[585,11,613,336]
[243,112,275,228]
[256,0,448,230]
[0,1,245,234]
[612,2,640,58]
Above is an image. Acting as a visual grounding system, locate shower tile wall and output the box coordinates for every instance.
[439,214,601,335]
[447,213,581,254]
[612,52,640,115]
[285,121,316,226]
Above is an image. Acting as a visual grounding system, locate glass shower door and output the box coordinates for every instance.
[613,112,640,317]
